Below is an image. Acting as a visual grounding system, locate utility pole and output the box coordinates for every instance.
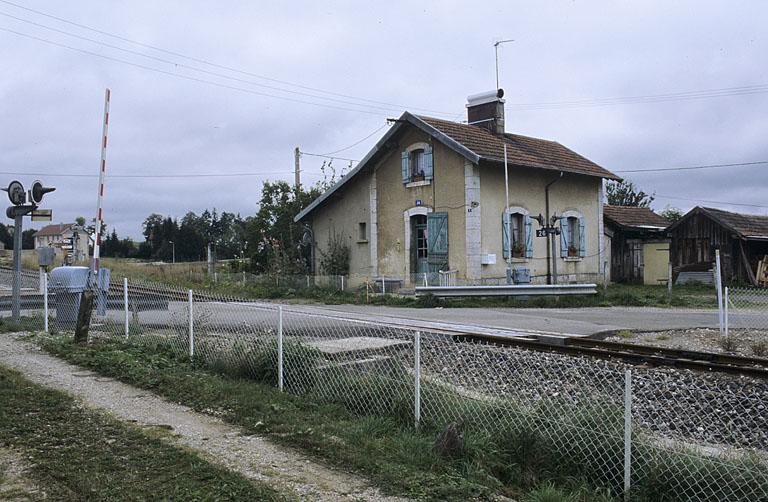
[294,147,301,188]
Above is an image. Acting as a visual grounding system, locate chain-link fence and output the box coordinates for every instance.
[2,272,767,500]
[726,286,768,336]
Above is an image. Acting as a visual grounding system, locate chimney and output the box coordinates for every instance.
[466,89,505,135]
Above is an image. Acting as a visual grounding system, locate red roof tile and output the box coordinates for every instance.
[603,205,669,229]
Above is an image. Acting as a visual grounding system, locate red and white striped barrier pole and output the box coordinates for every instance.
[92,88,110,275]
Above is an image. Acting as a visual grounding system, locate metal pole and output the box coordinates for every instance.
[715,249,724,336]
[294,147,301,188]
[188,289,194,358]
[92,88,111,276]
[668,261,673,300]
[340,275,344,291]
[623,369,632,501]
[12,214,22,322]
[123,277,129,339]
[277,305,284,392]
[414,331,421,428]
[503,144,512,284]
[724,286,729,338]
[43,272,48,332]
[381,277,385,295]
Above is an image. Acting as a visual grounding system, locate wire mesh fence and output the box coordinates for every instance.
[2,271,767,500]
[727,286,768,336]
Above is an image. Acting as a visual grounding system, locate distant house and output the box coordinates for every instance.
[603,205,669,284]
[668,206,768,285]
[33,223,88,263]
[295,90,620,287]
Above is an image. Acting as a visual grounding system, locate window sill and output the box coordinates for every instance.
[563,257,583,262]
[357,240,368,244]
[502,257,529,263]
[405,180,431,188]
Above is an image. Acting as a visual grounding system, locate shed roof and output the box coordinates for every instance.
[603,205,669,230]
[685,207,768,239]
[296,112,619,222]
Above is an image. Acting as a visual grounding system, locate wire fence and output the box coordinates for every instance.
[2,273,768,500]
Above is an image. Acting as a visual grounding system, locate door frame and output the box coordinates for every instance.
[404,206,432,281]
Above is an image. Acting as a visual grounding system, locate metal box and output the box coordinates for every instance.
[37,247,56,267]
[49,266,90,327]
[512,266,531,284]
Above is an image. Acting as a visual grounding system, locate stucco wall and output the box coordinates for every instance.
[309,169,373,284]
[375,128,467,283]
[479,166,604,284]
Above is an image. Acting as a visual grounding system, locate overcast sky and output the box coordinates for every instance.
[1,1,767,239]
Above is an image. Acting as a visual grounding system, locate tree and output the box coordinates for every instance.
[660,205,684,223]
[244,181,321,274]
[0,225,12,249]
[318,228,350,275]
[75,216,86,227]
[21,229,35,249]
[605,180,655,207]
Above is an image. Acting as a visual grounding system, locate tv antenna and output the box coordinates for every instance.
[494,39,515,90]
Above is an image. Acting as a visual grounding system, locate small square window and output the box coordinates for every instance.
[358,222,367,241]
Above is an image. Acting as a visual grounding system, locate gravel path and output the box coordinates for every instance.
[0,334,401,502]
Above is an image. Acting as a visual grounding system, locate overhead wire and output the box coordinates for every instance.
[615,160,768,173]
[0,0,455,116]
[320,123,389,156]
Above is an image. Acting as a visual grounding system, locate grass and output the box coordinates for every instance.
[33,333,768,501]
[0,364,287,501]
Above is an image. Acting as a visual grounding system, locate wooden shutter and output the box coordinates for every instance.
[560,217,569,258]
[401,151,409,183]
[524,215,534,258]
[423,145,433,180]
[427,212,448,271]
[578,216,586,257]
[502,211,510,259]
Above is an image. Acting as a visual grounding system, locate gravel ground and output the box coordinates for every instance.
[0,334,401,502]
[603,327,768,358]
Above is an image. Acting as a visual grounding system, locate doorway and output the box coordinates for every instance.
[411,214,428,275]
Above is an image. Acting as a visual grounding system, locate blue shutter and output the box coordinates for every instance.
[423,145,433,180]
[559,217,569,258]
[427,212,449,271]
[502,211,510,259]
[578,216,586,257]
[524,215,534,258]
[401,151,409,183]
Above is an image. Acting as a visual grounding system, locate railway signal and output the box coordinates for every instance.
[3,179,56,321]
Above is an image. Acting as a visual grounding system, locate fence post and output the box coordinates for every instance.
[278,305,284,392]
[123,277,129,339]
[423,272,428,287]
[340,275,344,291]
[188,289,194,358]
[414,331,421,428]
[623,369,632,501]
[715,249,724,335]
[43,272,48,333]
[381,277,386,295]
[667,262,673,301]
[724,286,729,338]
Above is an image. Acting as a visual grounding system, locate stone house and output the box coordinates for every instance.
[295,90,621,287]
[33,223,89,263]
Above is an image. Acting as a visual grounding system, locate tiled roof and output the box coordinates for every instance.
[33,223,73,237]
[419,116,621,180]
[700,207,768,238]
[603,205,669,230]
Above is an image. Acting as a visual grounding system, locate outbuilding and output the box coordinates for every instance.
[603,205,670,285]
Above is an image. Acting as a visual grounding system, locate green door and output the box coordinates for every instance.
[427,212,448,273]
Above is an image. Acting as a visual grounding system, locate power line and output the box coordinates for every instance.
[0,26,391,116]
[0,170,295,179]
[300,152,360,163]
[654,193,768,210]
[616,160,768,174]
[0,0,455,116]
[320,123,389,156]
[0,10,454,117]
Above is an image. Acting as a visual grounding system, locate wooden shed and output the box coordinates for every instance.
[603,205,669,284]
[667,206,768,285]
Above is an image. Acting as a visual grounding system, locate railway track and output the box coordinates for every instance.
[458,333,768,379]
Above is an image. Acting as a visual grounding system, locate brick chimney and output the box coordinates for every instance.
[466,89,505,135]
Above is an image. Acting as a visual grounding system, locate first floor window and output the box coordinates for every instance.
[560,213,585,258]
[503,210,533,259]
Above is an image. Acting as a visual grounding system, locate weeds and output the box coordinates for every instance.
[750,341,767,357]
[718,336,739,352]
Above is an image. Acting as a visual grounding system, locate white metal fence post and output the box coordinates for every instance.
[414,331,421,428]
[188,289,194,358]
[381,277,386,294]
[725,286,730,338]
[278,305,284,392]
[715,249,724,335]
[623,369,632,501]
[340,275,344,291]
[123,277,129,339]
[43,272,48,333]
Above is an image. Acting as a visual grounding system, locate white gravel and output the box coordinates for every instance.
[0,333,402,502]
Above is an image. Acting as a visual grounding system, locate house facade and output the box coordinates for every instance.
[33,223,88,263]
[603,205,670,285]
[296,91,620,287]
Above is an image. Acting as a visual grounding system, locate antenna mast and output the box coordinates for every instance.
[494,39,515,90]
